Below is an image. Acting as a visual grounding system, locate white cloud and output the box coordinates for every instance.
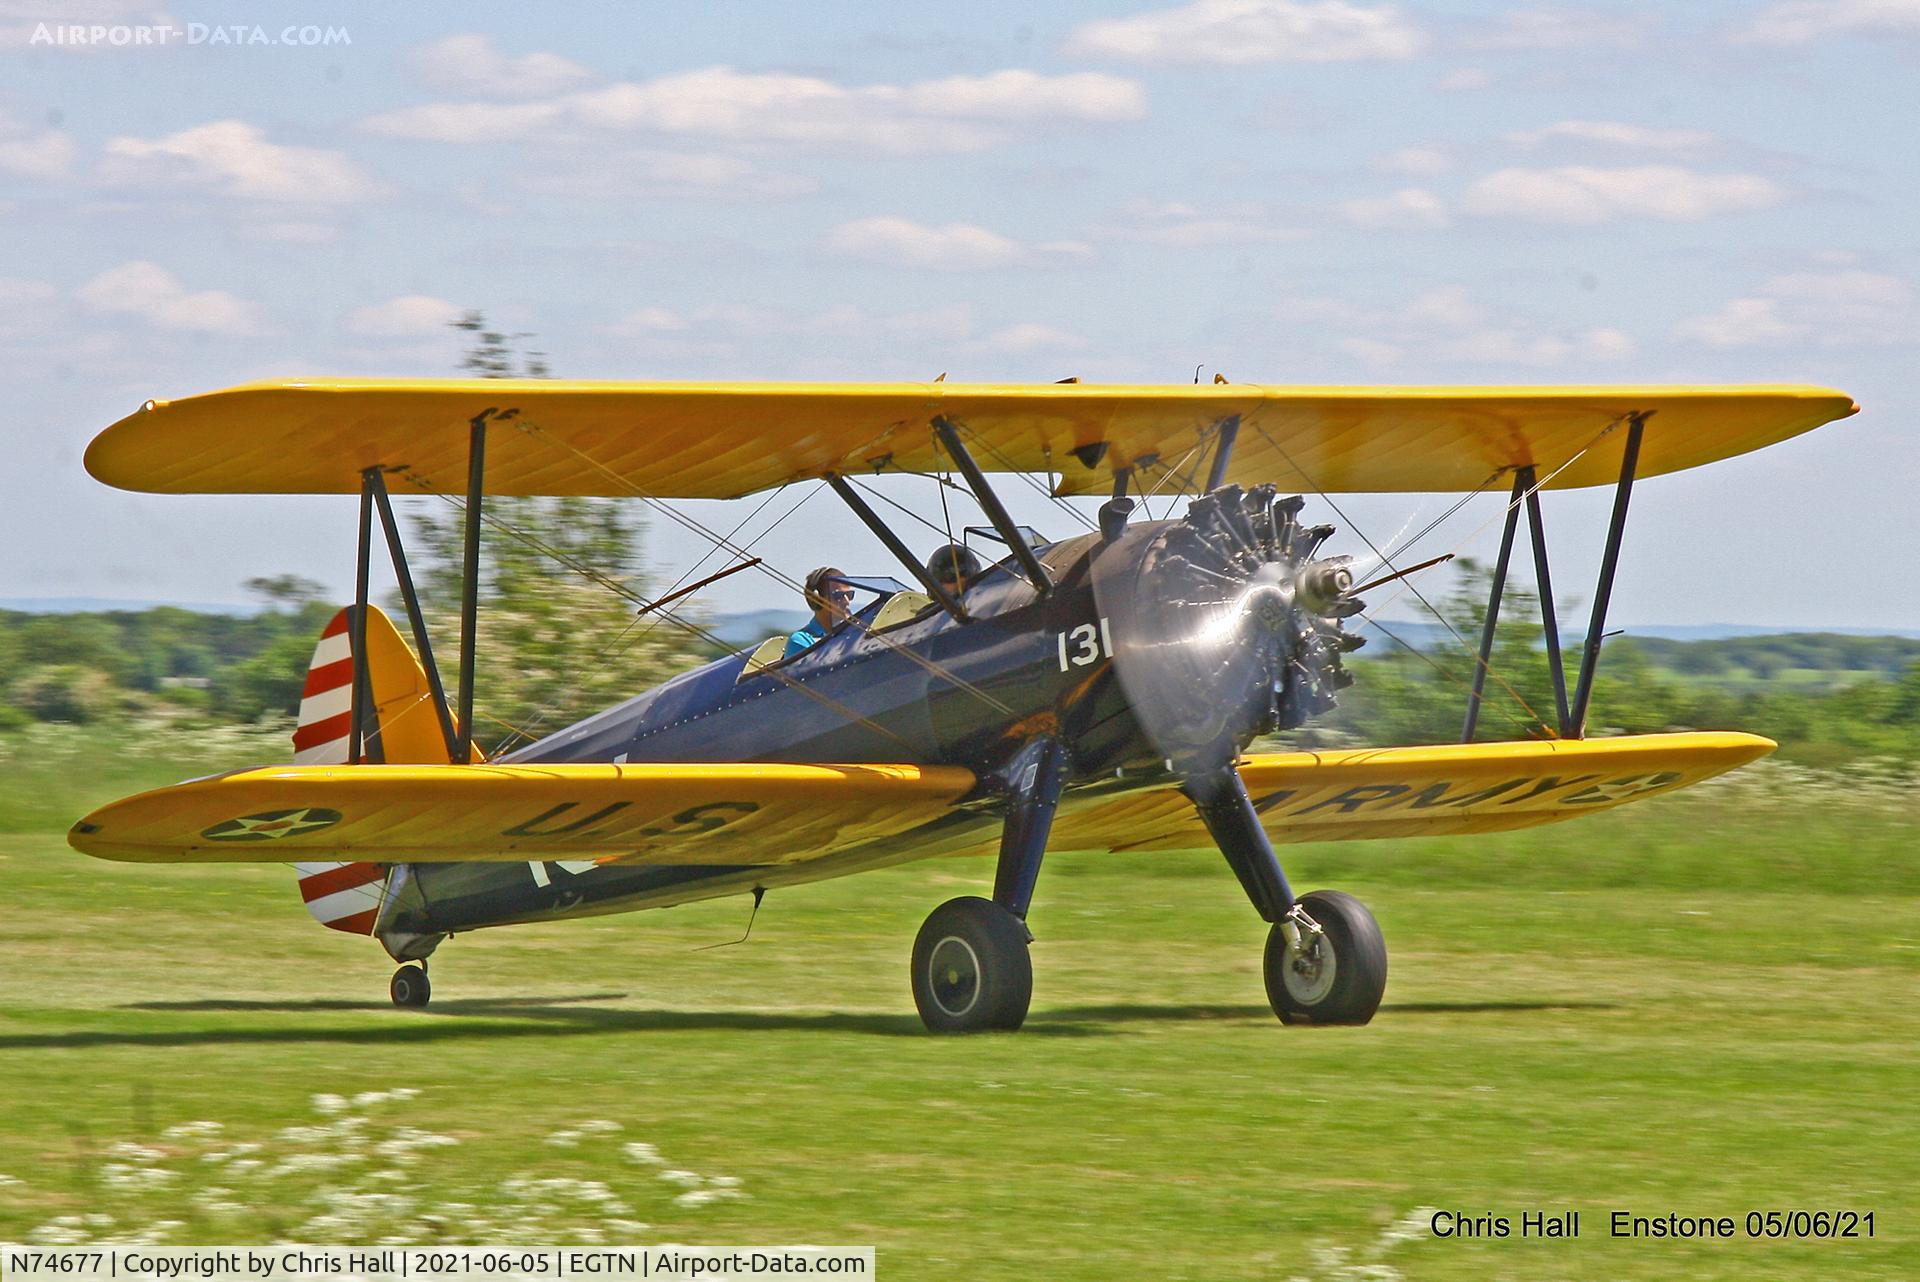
[0,112,75,178]
[822,217,1092,270]
[76,260,262,334]
[1738,0,1920,43]
[1433,67,1493,90]
[407,34,593,99]
[360,100,564,145]
[1505,120,1715,151]
[1439,327,1635,365]
[1285,286,1635,369]
[1462,7,1651,49]
[602,300,1082,363]
[365,66,1145,155]
[1673,298,1802,348]
[0,276,57,306]
[616,150,817,197]
[343,294,463,338]
[1674,269,1914,347]
[1375,146,1453,176]
[1401,286,1485,329]
[1461,165,1785,223]
[0,276,61,339]
[240,220,340,244]
[1337,336,1403,365]
[980,322,1089,352]
[1064,0,1424,64]
[612,306,691,336]
[1338,186,1448,228]
[102,120,381,203]
[1098,200,1310,245]
[901,70,1147,122]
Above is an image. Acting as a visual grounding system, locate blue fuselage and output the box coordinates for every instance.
[388,530,1170,941]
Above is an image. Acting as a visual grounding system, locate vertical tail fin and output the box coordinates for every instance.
[291,605,472,935]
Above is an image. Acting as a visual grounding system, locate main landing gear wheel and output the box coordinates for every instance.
[1265,890,1386,1026]
[390,964,431,1008]
[911,896,1033,1034]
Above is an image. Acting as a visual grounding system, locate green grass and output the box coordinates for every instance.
[0,729,1914,1279]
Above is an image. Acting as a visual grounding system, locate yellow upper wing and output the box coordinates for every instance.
[85,379,1855,500]
[70,761,976,865]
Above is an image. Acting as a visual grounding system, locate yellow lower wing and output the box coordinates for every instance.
[70,762,976,865]
[1049,732,1774,851]
[70,733,1771,869]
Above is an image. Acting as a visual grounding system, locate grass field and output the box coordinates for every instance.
[1,728,1915,1280]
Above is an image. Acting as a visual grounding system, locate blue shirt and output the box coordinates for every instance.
[782,617,829,660]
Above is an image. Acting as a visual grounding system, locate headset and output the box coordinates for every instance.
[804,566,848,611]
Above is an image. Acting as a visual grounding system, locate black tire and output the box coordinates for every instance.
[1264,890,1386,1026]
[911,896,1033,1033]
[390,965,431,1008]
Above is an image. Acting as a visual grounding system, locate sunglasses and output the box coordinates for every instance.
[827,589,856,602]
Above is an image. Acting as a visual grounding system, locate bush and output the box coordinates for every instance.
[8,664,120,723]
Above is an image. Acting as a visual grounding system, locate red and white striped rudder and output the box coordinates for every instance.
[292,608,387,935]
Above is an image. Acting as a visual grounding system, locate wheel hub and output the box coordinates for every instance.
[927,935,982,1017]
[1284,936,1337,1005]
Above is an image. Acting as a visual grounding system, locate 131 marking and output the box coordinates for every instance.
[1057,617,1114,670]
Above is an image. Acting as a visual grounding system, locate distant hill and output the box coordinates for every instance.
[705,609,796,647]
[1357,618,1920,650]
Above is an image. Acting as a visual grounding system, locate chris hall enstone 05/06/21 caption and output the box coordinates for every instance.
[1427,1209,1878,1240]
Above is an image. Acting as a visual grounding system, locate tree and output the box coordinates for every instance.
[404,312,707,750]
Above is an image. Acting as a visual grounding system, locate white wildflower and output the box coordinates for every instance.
[105,1142,167,1163]
[162,1121,223,1139]
[545,1130,580,1148]
[311,1093,348,1115]
[577,1120,622,1134]
[622,1142,664,1165]
[657,1169,703,1187]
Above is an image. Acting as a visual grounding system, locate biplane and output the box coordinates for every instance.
[69,380,1856,1032]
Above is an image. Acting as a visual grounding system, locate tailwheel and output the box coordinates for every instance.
[1264,890,1386,1026]
[390,963,431,1009]
[911,896,1033,1034]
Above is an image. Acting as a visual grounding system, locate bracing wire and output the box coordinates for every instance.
[1247,419,1558,734]
[397,468,924,755]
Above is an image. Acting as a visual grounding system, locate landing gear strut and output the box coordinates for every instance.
[390,962,430,1008]
[910,738,1067,1034]
[1189,768,1387,1025]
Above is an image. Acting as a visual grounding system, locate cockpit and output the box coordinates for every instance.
[736,526,1054,682]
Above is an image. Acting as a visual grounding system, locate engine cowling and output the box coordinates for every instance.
[1091,484,1363,772]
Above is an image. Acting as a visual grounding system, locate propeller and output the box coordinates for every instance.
[1091,484,1364,773]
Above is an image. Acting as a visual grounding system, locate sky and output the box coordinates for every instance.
[2,0,1916,632]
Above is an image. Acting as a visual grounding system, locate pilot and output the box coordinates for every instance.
[783,566,855,659]
[925,543,981,600]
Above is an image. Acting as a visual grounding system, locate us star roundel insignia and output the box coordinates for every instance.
[201,807,344,842]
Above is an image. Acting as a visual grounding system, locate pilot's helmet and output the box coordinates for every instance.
[926,543,981,588]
